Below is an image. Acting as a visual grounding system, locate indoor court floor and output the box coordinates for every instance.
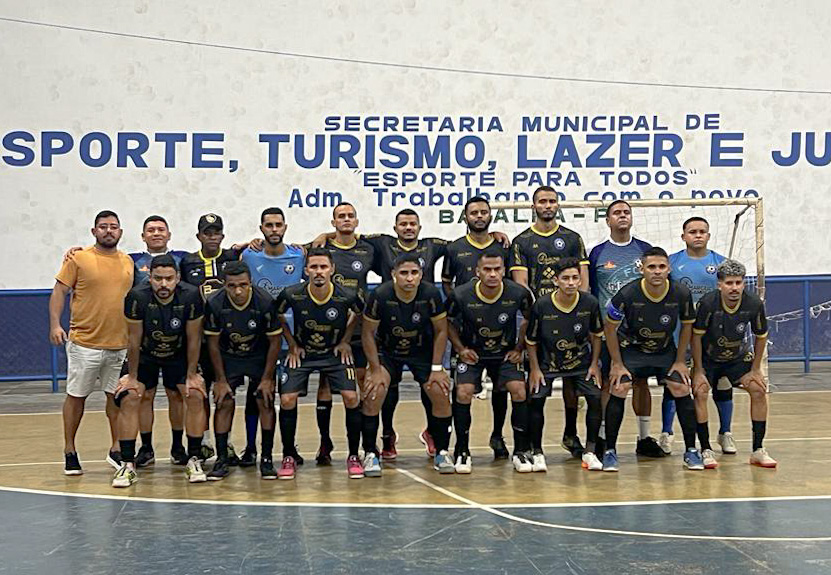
[2,364,831,574]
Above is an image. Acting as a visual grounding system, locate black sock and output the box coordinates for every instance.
[362,413,380,454]
[511,400,530,454]
[215,432,229,462]
[564,406,579,437]
[381,386,399,437]
[674,395,697,450]
[529,398,546,451]
[140,432,153,450]
[261,427,275,460]
[585,396,602,448]
[345,406,362,457]
[491,391,508,438]
[453,401,472,455]
[604,395,626,451]
[120,439,136,463]
[171,429,184,451]
[245,387,259,451]
[279,407,298,457]
[697,421,712,451]
[752,420,766,450]
[316,399,333,443]
[420,386,436,433]
[187,435,202,460]
[431,415,453,453]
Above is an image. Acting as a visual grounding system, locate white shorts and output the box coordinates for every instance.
[65,341,127,398]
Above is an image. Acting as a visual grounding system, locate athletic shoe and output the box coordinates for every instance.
[278,456,297,480]
[381,432,398,461]
[490,435,510,460]
[531,452,548,473]
[683,448,705,470]
[347,455,365,479]
[362,453,382,477]
[198,444,215,462]
[594,436,606,458]
[561,435,585,458]
[207,459,230,481]
[582,452,603,471]
[602,449,619,472]
[433,450,456,474]
[702,449,719,469]
[419,429,437,457]
[239,448,258,468]
[260,458,278,480]
[455,452,473,474]
[658,432,674,455]
[750,448,778,468]
[227,444,240,467]
[186,457,207,483]
[288,448,305,466]
[512,452,533,473]
[316,438,334,466]
[636,436,667,458]
[135,446,155,468]
[718,432,738,455]
[170,446,189,466]
[106,450,123,470]
[112,465,137,488]
[64,452,83,476]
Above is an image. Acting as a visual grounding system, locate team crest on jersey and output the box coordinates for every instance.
[351,260,363,272]
[706,265,717,274]
[554,238,566,250]
[736,323,746,333]
[284,264,295,274]
[498,313,509,324]
[412,312,422,323]
[326,307,339,320]
[248,319,257,329]
[457,363,469,373]
[170,318,181,329]
[659,314,671,325]
[573,323,582,333]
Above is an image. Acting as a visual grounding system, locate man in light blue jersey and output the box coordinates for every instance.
[660,217,729,455]
[588,200,664,457]
[239,207,305,467]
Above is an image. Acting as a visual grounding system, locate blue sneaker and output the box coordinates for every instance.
[683,448,705,470]
[602,449,619,472]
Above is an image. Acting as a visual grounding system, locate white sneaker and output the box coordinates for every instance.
[658,432,674,455]
[581,452,603,471]
[512,453,533,473]
[531,452,548,472]
[750,448,777,468]
[112,464,137,488]
[362,453,382,477]
[455,453,472,474]
[702,449,719,469]
[718,432,738,454]
[186,456,207,483]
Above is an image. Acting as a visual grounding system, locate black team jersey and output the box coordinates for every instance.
[364,281,446,360]
[446,279,533,360]
[321,238,375,295]
[525,292,603,373]
[203,286,281,360]
[693,289,768,363]
[606,278,695,354]
[442,235,510,287]
[275,282,364,360]
[124,282,203,364]
[180,248,242,301]
[509,224,589,297]
[363,235,448,283]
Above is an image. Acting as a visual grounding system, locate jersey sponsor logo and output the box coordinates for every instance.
[412,312,422,323]
[392,326,419,338]
[351,260,363,272]
[659,314,671,325]
[285,263,295,274]
[326,307,339,320]
[248,319,258,329]
[554,238,566,250]
[479,327,503,338]
[556,339,579,351]
[537,253,559,265]
[498,313,509,324]
[456,362,469,373]
[170,317,181,329]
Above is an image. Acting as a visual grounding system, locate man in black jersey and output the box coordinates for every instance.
[203,261,282,480]
[526,258,604,472]
[447,249,533,473]
[275,249,365,479]
[362,253,454,474]
[603,247,702,472]
[114,255,208,487]
[442,196,513,461]
[691,259,776,468]
[510,185,591,460]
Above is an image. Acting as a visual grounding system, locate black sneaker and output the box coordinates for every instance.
[169,446,188,466]
[561,435,585,458]
[239,448,258,468]
[288,447,305,466]
[316,438,334,466]
[135,446,156,468]
[489,435,510,460]
[636,436,667,458]
[64,452,83,476]
[106,450,123,470]
[207,459,231,481]
[260,458,278,480]
[227,445,241,467]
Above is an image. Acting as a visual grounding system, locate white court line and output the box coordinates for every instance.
[395,468,831,542]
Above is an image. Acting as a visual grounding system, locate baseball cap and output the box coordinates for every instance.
[198,213,223,233]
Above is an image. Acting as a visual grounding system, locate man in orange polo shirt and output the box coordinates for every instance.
[49,210,135,475]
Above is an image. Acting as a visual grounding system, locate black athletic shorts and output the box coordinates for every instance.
[280,355,357,397]
[137,360,187,391]
[379,354,432,386]
[222,356,267,392]
[703,357,753,388]
[351,341,367,369]
[620,346,677,382]
[531,371,601,400]
[455,357,525,393]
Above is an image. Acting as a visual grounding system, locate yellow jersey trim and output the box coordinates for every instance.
[308,283,334,305]
[640,279,670,303]
[475,281,504,304]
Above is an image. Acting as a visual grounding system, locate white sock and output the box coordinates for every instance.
[637,416,651,439]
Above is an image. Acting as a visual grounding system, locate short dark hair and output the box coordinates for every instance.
[477,248,505,266]
[464,196,490,213]
[261,207,285,223]
[306,247,333,263]
[94,210,120,226]
[222,260,251,279]
[641,246,669,261]
[142,215,168,230]
[532,186,558,202]
[393,252,422,269]
[150,254,178,271]
[332,202,356,218]
[605,200,631,216]
[395,208,419,222]
[716,259,746,280]
[682,216,709,231]
[553,257,580,277]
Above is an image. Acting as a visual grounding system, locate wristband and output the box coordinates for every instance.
[431,364,444,372]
